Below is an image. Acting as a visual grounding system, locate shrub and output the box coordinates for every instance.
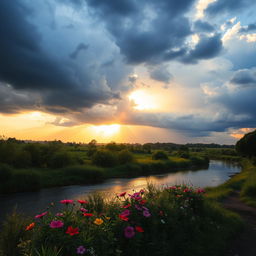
[92,150,118,167]
[117,150,134,164]
[152,150,168,160]
[49,151,75,168]
[0,164,13,181]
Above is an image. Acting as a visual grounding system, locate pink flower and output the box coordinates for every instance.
[80,208,88,213]
[60,199,74,205]
[124,226,135,238]
[119,192,126,197]
[121,209,130,217]
[196,188,205,193]
[119,214,129,221]
[49,220,64,228]
[143,210,151,218]
[35,211,48,219]
[66,226,79,236]
[56,213,64,217]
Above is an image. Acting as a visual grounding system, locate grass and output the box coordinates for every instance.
[206,159,256,207]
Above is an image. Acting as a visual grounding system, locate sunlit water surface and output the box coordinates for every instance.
[0,160,240,221]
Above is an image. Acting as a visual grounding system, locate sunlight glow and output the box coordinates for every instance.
[128,90,157,110]
[93,124,121,137]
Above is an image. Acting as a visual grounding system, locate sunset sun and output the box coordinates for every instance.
[92,124,121,137]
[128,90,157,110]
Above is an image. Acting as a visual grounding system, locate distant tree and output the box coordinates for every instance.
[87,139,97,157]
[118,150,134,164]
[236,130,256,157]
[152,150,168,160]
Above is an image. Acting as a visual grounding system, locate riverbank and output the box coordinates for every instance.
[0,155,209,194]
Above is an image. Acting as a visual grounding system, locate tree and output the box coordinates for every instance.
[235,130,256,157]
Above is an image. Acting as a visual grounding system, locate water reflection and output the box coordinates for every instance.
[0,160,240,221]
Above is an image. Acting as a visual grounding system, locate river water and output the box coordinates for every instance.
[0,160,240,221]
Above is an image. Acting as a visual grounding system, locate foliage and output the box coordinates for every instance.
[152,150,168,160]
[236,129,256,157]
[117,150,134,165]
[92,150,118,167]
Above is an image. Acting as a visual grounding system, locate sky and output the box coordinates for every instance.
[0,0,256,144]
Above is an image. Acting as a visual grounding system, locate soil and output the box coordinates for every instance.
[222,192,256,256]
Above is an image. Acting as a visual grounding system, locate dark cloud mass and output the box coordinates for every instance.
[239,23,256,33]
[69,43,89,59]
[149,66,173,83]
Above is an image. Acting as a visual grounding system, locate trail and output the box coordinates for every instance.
[222,192,256,256]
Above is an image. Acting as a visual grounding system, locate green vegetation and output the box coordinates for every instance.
[0,185,242,256]
[0,137,210,194]
[235,129,256,157]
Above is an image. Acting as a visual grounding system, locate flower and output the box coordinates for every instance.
[49,220,64,228]
[124,226,135,238]
[66,226,79,236]
[196,188,205,193]
[77,200,88,204]
[121,209,130,217]
[119,214,129,221]
[135,226,144,232]
[143,210,151,217]
[135,204,142,211]
[35,211,48,219]
[77,245,87,254]
[122,204,131,209]
[80,208,88,213]
[60,199,74,204]
[83,213,93,217]
[94,218,103,225]
[56,213,64,217]
[25,222,35,231]
[139,199,147,205]
[119,192,126,197]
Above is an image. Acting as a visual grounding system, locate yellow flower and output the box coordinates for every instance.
[94,218,103,225]
[105,217,111,220]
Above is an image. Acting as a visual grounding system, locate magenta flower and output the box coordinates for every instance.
[34,211,48,219]
[124,226,135,239]
[77,245,87,254]
[196,188,205,193]
[60,199,74,204]
[143,210,151,217]
[121,209,130,217]
[49,220,64,228]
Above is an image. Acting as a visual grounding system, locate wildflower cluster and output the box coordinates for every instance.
[22,185,212,256]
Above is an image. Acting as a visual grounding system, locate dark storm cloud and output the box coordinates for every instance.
[193,20,215,32]
[0,0,122,114]
[85,0,195,64]
[230,69,256,86]
[239,23,256,33]
[182,34,223,63]
[69,43,89,59]
[206,0,251,15]
[149,66,173,83]
[0,83,39,114]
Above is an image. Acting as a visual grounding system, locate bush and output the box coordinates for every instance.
[92,150,118,167]
[48,151,75,168]
[0,164,13,181]
[117,150,134,164]
[152,150,168,160]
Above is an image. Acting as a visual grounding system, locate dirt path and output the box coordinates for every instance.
[222,192,256,256]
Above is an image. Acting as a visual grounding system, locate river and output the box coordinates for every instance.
[0,160,240,221]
